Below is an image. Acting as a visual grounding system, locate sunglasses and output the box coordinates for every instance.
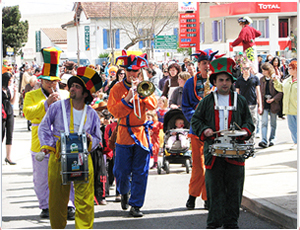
[119,73,125,75]
[242,67,250,70]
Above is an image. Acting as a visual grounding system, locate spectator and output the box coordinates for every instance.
[158,68,169,91]
[187,62,196,77]
[169,71,191,109]
[181,57,191,72]
[149,60,163,81]
[235,61,262,142]
[145,67,159,89]
[146,110,163,169]
[2,72,17,165]
[258,62,283,148]
[273,60,297,150]
[258,55,263,74]
[162,63,181,99]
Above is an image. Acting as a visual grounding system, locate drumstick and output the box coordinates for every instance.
[212,129,230,135]
[233,122,242,130]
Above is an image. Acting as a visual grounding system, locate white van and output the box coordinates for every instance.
[60,52,91,66]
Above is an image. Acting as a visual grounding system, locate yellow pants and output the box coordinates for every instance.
[48,153,94,229]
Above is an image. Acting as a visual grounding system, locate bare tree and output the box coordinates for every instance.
[110,2,178,56]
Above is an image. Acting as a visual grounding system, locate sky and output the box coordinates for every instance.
[2,0,74,15]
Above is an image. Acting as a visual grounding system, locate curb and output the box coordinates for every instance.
[242,192,297,229]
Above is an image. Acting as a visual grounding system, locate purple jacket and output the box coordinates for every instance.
[38,98,101,152]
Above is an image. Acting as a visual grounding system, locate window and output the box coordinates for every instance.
[200,22,205,43]
[212,20,222,42]
[279,19,288,38]
[252,19,267,38]
[103,29,120,49]
[139,29,154,49]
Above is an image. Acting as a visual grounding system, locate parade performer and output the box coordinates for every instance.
[38,66,102,229]
[232,16,261,74]
[182,48,220,210]
[23,47,75,219]
[107,50,157,217]
[191,57,254,228]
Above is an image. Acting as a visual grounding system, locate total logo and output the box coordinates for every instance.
[178,2,198,11]
[257,3,281,11]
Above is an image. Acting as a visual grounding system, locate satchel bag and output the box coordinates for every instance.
[2,104,7,121]
[108,119,120,150]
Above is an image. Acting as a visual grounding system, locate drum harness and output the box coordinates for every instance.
[213,91,237,144]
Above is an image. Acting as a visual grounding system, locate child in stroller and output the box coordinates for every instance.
[157,109,191,174]
[165,118,189,150]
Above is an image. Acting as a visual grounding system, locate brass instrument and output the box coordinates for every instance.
[132,80,155,119]
[204,69,212,97]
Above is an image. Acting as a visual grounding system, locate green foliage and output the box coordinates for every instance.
[98,53,109,58]
[2,6,28,57]
[177,46,192,56]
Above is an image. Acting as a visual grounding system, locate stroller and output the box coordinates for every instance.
[157,109,192,174]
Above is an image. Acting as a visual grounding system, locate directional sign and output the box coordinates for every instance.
[85,26,90,51]
[154,35,177,50]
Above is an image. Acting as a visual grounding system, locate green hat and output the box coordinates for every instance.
[209,57,236,85]
[38,47,62,81]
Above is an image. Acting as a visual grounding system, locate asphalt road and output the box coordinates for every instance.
[1,116,287,229]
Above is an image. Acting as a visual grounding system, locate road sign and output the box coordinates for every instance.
[154,35,177,50]
[6,47,14,56]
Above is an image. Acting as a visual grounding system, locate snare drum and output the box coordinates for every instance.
[60,132,89,185]
[209,143,254,158]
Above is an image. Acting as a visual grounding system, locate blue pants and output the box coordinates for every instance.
[287,115,297,144]
[261,109,277,145]
[113,144,150,208]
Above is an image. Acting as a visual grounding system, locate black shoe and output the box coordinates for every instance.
[269,142,274,147]
[258,142,268,148]
[223,224,239,229]
[5,158,16,165]
[204,200,209,210]
[129,206,143,217]
[186,195,196,210]
[40,208,49,218]
[121,193,129,210]
[67,207,75,220]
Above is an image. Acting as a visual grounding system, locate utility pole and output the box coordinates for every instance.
[110,2,114,64]
[76,10,80,65]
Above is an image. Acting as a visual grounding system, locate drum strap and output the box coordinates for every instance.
[213,91,237,130]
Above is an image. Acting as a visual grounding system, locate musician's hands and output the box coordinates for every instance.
[203,128,214,137]
[46,92,60,106]
[86,132,92,142]
[266,98,274,104]
[124,78,139,103]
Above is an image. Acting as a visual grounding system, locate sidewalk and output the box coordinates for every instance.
[241,128,297,229]
[1,115,297,229]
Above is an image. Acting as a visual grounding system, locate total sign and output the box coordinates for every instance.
[178,2,198,12]
[257,2,281,12]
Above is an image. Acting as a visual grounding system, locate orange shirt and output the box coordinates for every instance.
[107,81,157,147]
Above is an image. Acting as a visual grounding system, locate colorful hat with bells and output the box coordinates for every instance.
[38,47,62,81]
[68,67,102,104]
[191,49,221,62]
[209,57,237,85]
[116,50,148,70]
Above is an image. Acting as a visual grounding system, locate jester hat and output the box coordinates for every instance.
[191,49,220,63]
[116,50,148,70]
[68,67,103,104]
[209,57,236,85]
[38,47,62,81]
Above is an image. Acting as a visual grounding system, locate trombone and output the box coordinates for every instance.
[131,80,155,119]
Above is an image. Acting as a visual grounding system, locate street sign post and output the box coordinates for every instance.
[154,35,177,50]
